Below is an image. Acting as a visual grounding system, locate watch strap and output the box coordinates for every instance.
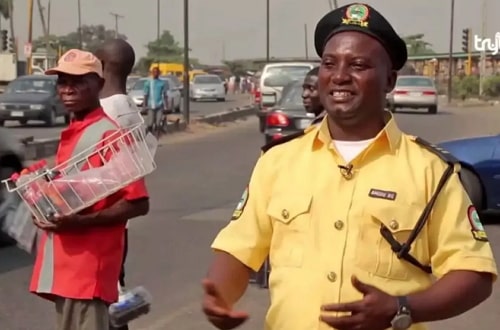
[397,296,411,315]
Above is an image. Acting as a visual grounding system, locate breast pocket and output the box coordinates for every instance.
[267,193,312,268]
[355,202,429,280]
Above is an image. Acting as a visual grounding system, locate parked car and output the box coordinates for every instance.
[0,128,24,246]
[386,75,438,114]
[438,135,500,220]
[163,74,183,98]
[128,77,181,113]
[126,75,141,92]
[0,75,69,127]
[263,80,315,143]
[190,74,226,102]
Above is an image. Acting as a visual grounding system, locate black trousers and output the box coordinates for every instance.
[110,229,129,330]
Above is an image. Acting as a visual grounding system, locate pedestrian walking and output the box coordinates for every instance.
[302,66,325,120]
[31,49,150,330]
[95,38,144,330]
[143,67,167,133]
[201,3,497,330]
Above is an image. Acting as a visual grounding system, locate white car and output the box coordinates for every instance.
[128,77,182,113]
[190,74,226,102]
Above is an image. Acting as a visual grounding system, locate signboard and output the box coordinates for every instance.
[23,42,32,57]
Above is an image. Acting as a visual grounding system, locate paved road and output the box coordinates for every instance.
[1,105,500,329]
[2,93,253,141]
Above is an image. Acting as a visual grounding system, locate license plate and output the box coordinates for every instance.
[297,119,313,128]
[262,95,276,104]
[409,92,421,96]
[11,111,24,117]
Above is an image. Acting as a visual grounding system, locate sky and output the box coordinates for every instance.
[6,0,500,64]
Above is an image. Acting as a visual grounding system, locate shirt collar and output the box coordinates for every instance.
[312,111,402,152]
[69,107,106,126]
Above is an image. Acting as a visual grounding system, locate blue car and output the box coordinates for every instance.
[439,135,500,219]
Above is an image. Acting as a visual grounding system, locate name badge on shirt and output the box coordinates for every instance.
[368,188,397,201]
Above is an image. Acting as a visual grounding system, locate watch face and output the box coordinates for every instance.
[392,314,412,330]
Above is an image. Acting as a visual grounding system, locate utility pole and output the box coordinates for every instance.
[222,41,226,61]
[447,0,454,103]
[27,0,34,74]
[479,0,487,96]
[304,24,309,59]
[109,12,124,38]
[47,0,51,34]
[183,0,190,124]
[157,0,160,41]
[36,0,50,69]
[9,0,16,60]
[77,0,82,48]
[266,0,270,62]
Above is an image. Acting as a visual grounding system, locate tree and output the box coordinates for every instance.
[134,30,199,75]
[403,34,435,56]
[32,24,126,53]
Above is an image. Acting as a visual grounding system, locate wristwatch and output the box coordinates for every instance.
[390,296,412,330]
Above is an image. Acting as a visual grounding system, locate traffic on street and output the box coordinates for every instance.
[2,93,252,140]
[2,1,500,330]
[1,106,500,329]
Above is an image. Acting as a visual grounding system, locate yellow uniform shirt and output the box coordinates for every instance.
[211,113,497,330]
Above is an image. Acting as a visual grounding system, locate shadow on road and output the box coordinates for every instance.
[0,245,33,274]
[5,122,66,129]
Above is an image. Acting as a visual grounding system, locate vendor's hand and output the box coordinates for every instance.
[32,216,57,231]
[202,279,248,329]
[49,214,82,229]
[320,276,397,330]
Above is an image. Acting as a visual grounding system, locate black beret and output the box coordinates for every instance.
[314,3,407,70]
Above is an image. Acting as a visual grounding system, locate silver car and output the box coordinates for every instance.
[386,75,438,114]
[128,77,182,113]
[190,74,226,102]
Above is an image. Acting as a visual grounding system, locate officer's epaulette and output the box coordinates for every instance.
[261,130,305,153]
[412,136,459,165]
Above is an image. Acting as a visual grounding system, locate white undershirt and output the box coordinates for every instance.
[332,138,374,163]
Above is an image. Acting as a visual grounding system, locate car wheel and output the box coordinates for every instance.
[428,105,437,114]
[459,167,483,209]
[64,114,70,124]
[217,98,225,102]
[44,109,57,127]
[388,104,396,113]
[0,120,4,127]
[18,119,28,125]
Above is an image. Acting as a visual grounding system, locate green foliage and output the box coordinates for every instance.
[482,75,500,98]
[402,34,435,56]
[452,75,500,99]
[32,25,126,53]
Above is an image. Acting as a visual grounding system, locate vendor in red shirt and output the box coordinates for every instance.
[30,49,150,330]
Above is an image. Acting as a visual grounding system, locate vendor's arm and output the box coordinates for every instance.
[408,168,497,323]
[78,178,149,227]
[207,155,273,307]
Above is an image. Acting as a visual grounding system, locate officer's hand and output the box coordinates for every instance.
[320,276,398,330]
[202,279,249,330]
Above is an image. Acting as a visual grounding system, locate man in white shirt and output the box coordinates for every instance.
[95,38,141,330]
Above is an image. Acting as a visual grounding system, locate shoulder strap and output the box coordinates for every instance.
[379,136,459,274]
[260,131,305,154]
[67,118,117,172]
[412,136,459,164]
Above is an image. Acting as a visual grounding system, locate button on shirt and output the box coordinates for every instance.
[143,78,166,109]
[211,113,497,330]
[30,108,149,303]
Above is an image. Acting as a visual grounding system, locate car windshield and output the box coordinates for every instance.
[6,79,54,93]
[263,66,312,87]
[397,77,434,87]
[132,79,147,91]
[194,76,221,84]
[277,83,303,108]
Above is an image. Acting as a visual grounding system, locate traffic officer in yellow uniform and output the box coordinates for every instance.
[201,3,497,330]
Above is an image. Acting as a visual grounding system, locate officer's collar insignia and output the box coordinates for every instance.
[368,188,397,201]
[342,4,369,28]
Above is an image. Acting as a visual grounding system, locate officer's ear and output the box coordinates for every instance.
[385,70,397,93]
